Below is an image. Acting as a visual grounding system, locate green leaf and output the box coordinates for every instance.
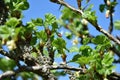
[0,58,16,71]
[31,52,38,58]
[36,30,47,41]
[79,45,92,56]
[71,54,81,62]
[114,20,120,30]
[32,18,43,26]
[61,7,81,20]
[52,38,66,50]
[102,52,114,67]
[97,68,106,75]
[0,25,14,39]
[96,52,115,77]
[69,46,79,53]
[96,42,112,52]
[92,35,109,44]
[82,37,90,45]
[99,4,105,12]
[51,22,58,31]
[83,6,97,26]
[6,18,20,28]
[76,56,93,65]
[44,13,56,26]
[15,1,29,10]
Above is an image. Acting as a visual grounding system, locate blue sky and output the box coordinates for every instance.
[21,0,120,80]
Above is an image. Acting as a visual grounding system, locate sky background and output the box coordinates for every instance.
[0,0,120,80]
[22,0,120,80]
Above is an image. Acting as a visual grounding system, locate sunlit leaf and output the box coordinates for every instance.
[15,1,29,10]
[44,13,56,26]
[0,25,14,39]
[6,18,20,28]
[69,46,79,53]
[79,45,92,56]
[102,52,114,67]
[82,37,90,45]
[76,56,93,65]
[36,30,47,41]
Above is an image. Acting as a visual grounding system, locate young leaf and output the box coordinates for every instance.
[32,18,43,26]
[15,1,29,10]
[102,52,114,67]
[44,13,56,26]
[6,18,20,28]
[52,38,66,50]
[36,30,47,41]
[79,45,92,56]
[0,25,14,39]
[76,56,93,65]
[92,35,109,44]
[82,37,90,45]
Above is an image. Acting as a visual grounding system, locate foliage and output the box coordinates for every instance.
[0,0,120,80]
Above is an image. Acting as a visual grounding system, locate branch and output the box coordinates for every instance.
[0,65,83,79]
[0,71,17,79]
[0,66,42,79]
[54,0,120,45]
[1,64,120,79]
[0,49,14,59]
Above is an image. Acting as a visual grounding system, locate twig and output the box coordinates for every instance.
[51,65,83,72]
[56,0,120,45]
[108,11,114,34]
[110,45,120,57]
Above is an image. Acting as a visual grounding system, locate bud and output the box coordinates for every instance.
[105,10,110,18]
[107,0,111,6]
[45,28,51,36]
[61,53,67,63]
[81,19,88,26]
[40,41,45,47]
[6,40,16,50]
[57,33,62,37]
[72,37,79,45]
